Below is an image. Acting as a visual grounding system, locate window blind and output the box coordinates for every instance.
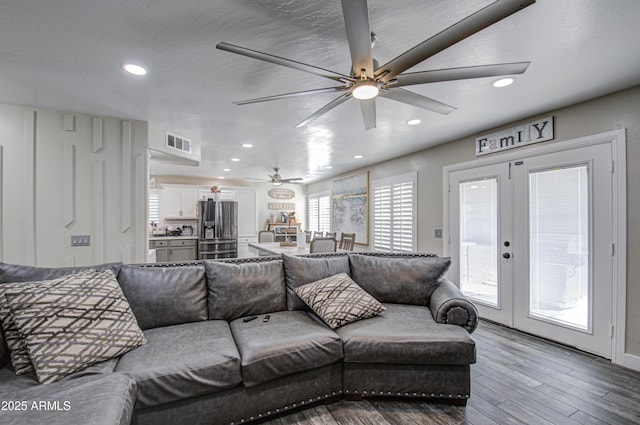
[308,192,331,233]
[373,173,416,252]
[148,192,161,225]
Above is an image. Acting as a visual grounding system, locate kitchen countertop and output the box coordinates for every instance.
[149,235,199,241]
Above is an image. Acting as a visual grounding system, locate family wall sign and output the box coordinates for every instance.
[475,116,554,156]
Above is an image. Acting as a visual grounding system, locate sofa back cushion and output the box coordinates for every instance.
[205,259,286,320]
[117,265,207,330]
[0,262,122,284]
[348,254,451,305]
[282,254,351,310]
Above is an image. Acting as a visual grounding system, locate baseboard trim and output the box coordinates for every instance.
[621,352,640,372]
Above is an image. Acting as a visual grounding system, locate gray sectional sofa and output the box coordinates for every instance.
[0,252,478,425]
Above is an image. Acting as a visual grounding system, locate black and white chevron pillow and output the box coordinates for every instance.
[294,273,385,329]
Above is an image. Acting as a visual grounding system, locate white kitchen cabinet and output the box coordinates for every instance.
[161,186,198,219]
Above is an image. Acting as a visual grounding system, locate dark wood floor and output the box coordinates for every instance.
[257,320,640,425]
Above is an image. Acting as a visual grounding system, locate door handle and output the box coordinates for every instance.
[502,252,511,259]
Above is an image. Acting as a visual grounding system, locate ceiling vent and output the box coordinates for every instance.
[166,132,192,154]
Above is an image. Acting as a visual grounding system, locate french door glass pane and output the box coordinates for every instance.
[529,166,589,330]
[459,179,498,305]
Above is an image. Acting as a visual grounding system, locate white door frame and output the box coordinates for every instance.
[443,129,628,368]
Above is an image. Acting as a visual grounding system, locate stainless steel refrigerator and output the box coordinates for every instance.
[198,200,238,259]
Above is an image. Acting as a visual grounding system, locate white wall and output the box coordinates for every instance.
[0,105,148,266]
[307,85,640,359]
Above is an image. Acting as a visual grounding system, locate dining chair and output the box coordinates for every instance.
[325,232,336,239]
[258,230,275,242]
[304,230,312,243]
[309,237,337,253]
[339,233,356,251]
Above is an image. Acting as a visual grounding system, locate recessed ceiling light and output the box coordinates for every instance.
[354,155,363,159]
[406,119,421,126]
[242,143,253,148]
[122,63,147,76]
[223,168,231,172]
[218,176,225,179]
[326,166,333,169]
[231,158,240,162]
[493,78,514,88]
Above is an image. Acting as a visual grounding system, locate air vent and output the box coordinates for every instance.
[166,132,192,154]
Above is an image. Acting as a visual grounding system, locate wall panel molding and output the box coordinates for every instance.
[24,110,37,265]
[64,256,76,267]
[92,117,103,153]
[63,144,76,227]
[134,153,146,263]
[121,121,131,233]
[93,160,105,264]
[122,245,132,264]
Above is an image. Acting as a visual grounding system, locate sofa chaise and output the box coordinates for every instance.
[0,252,478,425]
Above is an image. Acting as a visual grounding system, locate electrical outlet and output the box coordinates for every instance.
[434,229,443,238]
[71,235,91,247]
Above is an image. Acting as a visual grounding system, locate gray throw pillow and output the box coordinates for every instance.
[117,265,207,330]
[205,260,286,320]
[348,254,451,305]
[3,269,147,384]
[294,273,385,329]
[282,254,351,310]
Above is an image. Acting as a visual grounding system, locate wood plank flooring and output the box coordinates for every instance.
[256,320,640,425]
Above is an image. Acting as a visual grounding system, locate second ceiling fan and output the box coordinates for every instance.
[217,0,535,130]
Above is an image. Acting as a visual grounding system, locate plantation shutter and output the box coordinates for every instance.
[373,173,417,252]
[148,191,161,225]
[308,191,331,233]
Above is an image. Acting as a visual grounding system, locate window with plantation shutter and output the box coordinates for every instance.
[308,191,331,233]
[373,172,417,252]
[148,190,161,226]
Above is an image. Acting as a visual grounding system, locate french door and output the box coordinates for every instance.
[448,142,614,358]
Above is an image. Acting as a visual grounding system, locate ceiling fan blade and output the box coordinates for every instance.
[280,177,305,183]
[375,0,536,83]
[380,88,456,115]
[359,98,376,130]
[234,86,350,105]
[392,62,530,87]
[217,42,352,83]
[295,93,351,128]
[340,0,374,78]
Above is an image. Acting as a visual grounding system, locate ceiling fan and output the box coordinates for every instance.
[248,167,304,186]
[216,0,536,130]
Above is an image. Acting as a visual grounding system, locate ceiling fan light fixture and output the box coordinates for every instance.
[493,78,514,88]
[352,80,379,100]
[272,181,282,186]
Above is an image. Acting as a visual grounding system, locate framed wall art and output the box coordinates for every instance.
[332,171,368,245]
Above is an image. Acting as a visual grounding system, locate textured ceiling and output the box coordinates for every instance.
[1,0,639,184]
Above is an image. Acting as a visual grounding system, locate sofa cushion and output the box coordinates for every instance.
[117,265,207,330]
[0,373,137,425]
[336,303,476,365]
[294,273,385,329]
[349,254,451,305]
[282,254,351,310]
[205,259,286,321]
[2,270,147,384]
[229,310,343,387]
[115,321,242,409]
[0,261,122,284]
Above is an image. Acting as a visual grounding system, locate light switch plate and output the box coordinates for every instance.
[71,235,91,246]
[434,229,443,239]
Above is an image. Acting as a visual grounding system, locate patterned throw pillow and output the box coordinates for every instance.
[0,273,88,374]
[3,269,147,384]
[294,273,385,329]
